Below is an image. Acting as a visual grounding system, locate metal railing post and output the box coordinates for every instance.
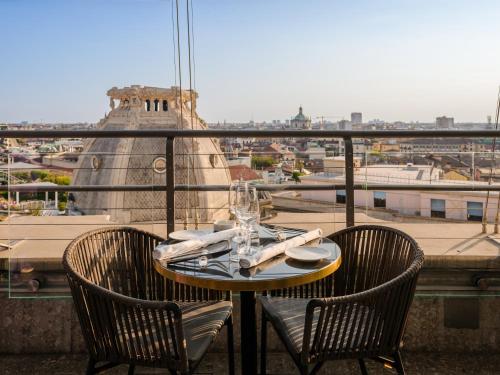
[166,137,175,235]
[344,136,355,227]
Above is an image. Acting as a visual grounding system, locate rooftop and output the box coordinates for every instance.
[2,212,498,267]
[228,165,261,181]
[292,106,308,122]
[2,129,500,372]
[0,162,41,170]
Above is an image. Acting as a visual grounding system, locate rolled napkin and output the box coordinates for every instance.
[163,240,232,264]
[239,228,323,269]
[153,227,240,261]
[239,252,287,278]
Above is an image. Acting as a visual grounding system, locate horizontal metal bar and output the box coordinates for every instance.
[5,183,500,193]
[5,184,168,192]
[3,129,500,139]
[171,183,500,192]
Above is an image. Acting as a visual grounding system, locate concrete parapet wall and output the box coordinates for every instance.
[1,292,498,355]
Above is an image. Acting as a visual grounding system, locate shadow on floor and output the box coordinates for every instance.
[1,352,500,374]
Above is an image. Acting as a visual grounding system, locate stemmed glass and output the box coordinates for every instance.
[246,187,260,248]
[228,181,261,258]
[228,181,249,261]
[235,182,250,224]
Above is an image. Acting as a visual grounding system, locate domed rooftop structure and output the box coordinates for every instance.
[294,106,307,121]
[291,106,311,129]
[72,85,231,224]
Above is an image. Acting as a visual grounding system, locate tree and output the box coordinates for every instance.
[295,159,304,172]
[292,171,302,183]
[251,156,274,169]
[12,171,30,181]
[31,170,48,181]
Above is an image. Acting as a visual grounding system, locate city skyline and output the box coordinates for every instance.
[1,0,500,124]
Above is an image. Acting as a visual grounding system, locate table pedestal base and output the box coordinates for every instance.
[240,291,257,375]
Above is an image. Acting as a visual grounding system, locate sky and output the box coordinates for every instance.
[1,0,500,124]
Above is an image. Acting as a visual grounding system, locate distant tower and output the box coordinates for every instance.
[291,106,311,129]
[436,116,454,129]
[351,112,362,124]
[338,119,352,131]
[72,85,231,224]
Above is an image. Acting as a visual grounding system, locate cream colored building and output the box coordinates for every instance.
[301,164,500,222]
[72,85,231,224]
[323,156,362,175]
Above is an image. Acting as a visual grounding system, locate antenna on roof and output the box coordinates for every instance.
[482,86,500,233]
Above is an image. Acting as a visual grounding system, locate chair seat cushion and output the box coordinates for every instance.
[180,301,232,364]
[116,300,231,365]
[260,296,376,356]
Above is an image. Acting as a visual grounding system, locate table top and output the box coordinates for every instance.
[153,234,342,292]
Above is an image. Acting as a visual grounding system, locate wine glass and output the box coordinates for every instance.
[234,181,250,226]
[246,187,260,249]
[229,181,250,260]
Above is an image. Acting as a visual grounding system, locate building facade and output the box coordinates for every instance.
[72,85,232,224]
[290,106,311,129]
[436,116,454,129]
[301,164,497,222]
[351,112,362,124]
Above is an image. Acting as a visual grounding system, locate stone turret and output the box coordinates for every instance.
[72,85,231,224]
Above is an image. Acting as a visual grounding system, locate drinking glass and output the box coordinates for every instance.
[229,181,250,261]
[234,181,250,228]
[246,187,260,249]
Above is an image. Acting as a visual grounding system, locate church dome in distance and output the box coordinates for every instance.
[290,106,311,129]
[294,106,307,121]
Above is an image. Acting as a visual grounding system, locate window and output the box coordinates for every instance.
[152,157,166,173]
[336,190,346,204]
[154,99,159,112]
[467,201,483,222]
[145,99,151,112]
[373,191,386,208]
[91,156,101,171]
[431,199,446,218]
[162,100,168,111]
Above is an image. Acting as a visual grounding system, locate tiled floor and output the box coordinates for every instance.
[1,352,499,374]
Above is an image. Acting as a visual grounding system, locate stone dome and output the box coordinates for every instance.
[290,106,311,129]
[72,85,231,224]
[293,106,307,121]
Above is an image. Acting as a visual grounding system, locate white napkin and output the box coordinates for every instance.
[153,227,240,261]
[239,228,323,269]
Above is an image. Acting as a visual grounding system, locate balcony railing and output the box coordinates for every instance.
[3,129,500,234]
[2,128,500,296]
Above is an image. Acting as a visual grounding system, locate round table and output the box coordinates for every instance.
[154,236,341,375]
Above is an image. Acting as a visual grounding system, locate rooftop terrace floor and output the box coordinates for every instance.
[1,352,499,374]
[2,212,499,262]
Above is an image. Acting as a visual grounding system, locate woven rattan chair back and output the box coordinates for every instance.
[301,225,424,364]
[63,226,229,372]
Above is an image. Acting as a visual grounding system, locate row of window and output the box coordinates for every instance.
[145,99,168,112]
[335,192,484,222]
[335,190,388,207]
[430,199,483,221]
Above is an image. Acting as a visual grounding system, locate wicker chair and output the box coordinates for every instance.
[63,227,234,375]
[260,225,424,375]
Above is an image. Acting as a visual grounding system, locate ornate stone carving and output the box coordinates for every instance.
[72,85,230,224]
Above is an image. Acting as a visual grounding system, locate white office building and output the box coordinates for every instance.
[300,163,498,222]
